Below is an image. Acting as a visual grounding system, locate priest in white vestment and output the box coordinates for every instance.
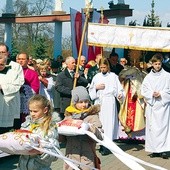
[141,53,170,159]
[0,44,24,133]
[89,58,124,155]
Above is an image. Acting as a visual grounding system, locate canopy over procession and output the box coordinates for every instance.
[0,0,170,170]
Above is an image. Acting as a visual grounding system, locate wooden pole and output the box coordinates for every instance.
[100,7,104,56]
[73,6,90,89]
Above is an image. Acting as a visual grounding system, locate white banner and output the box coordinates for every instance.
[87,23,170,52]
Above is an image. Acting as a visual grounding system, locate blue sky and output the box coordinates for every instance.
[0,0,170,36]
[1,0,169,24]
[62,0,170,26]
[62,0,170,36]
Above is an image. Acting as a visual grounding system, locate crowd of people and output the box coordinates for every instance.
[0,41,170,169]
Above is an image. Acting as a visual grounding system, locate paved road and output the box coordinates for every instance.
[0,141,170,170]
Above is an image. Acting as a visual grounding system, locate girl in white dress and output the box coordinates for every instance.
[89,58,124,155]
[38,63,55,107]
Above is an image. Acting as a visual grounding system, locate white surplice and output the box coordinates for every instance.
[39,76,55,107]
[141,68,170,153]
[0,61,24,127]
[89,72,124,140]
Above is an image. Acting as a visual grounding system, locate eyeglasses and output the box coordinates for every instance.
[0,51,7,54]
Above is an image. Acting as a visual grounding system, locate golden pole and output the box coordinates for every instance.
[100,6,104,24]
[73,5,90,89]
[100,6,104,56]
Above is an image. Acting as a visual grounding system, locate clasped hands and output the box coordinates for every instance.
[153,91,161,98]
[95,83,123,100]
[96,83,105,90]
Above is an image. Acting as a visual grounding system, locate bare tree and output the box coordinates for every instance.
[0,25,4,42]
[12,0,55,57]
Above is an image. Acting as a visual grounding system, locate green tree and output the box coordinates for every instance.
[143,0,161,27]
[167,23,170,27]
[34,36,49,60]
[129,20,137,26]
[10,40,19,61]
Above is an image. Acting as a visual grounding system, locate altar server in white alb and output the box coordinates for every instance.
[89,57,124,155]
[0,43,24,133]
[141,53,170,159]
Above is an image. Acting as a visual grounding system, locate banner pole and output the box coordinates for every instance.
[100,7,104,56]
[73,6,90,89]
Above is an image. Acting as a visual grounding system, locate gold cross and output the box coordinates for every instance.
[100,6,104,23]
[129,32,134,42]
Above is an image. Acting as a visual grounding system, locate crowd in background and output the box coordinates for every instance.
[0,41,170,169]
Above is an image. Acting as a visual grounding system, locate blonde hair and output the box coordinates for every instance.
[99,57,110,72]
[38,63,48,75]
[87,60,96,67]
[28,94,53,135]
[43,58,51,66]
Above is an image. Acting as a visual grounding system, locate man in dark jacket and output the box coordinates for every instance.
[108,52,124,75]
[87,54,102,83]
[55,56,88,120]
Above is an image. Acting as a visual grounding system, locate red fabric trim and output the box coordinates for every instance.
[126,86,137,131]
[95,46,103,56]
[15,129,32,133]
[75,12,82,55]
[88,46,95,61]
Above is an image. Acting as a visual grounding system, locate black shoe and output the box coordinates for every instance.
[100,150,110,156]
[99,146,103,153]
[149,153,160,158]
[160,152,168,159]
[100,147,110,156]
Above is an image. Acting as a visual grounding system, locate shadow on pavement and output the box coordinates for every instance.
[114,139,145,152]
[0,155,19,170]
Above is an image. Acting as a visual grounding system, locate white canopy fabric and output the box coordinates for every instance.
[87,23,170,52]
